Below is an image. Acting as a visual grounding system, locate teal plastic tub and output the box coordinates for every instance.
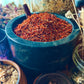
[5,13,80,72]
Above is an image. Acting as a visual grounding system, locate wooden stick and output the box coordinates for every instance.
[23,0,31,16]
[23,4,31,16]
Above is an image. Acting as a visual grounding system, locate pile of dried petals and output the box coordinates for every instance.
[14,13,72,42]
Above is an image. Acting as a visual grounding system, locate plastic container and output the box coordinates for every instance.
[73,43,84,73]
[0,29,12,59]
[72,43,84,84]
[33,72,73,84]
[5,13,80,72]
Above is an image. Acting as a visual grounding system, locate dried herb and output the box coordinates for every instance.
[14,13,72,42]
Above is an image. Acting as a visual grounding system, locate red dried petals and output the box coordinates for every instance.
[14,13,72,42]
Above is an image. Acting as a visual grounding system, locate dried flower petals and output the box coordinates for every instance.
[14,13,72,42]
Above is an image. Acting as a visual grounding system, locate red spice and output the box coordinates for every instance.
[14,13,72,42]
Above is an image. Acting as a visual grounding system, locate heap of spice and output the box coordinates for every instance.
[14,13,72,42]
[0,62,18,84]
